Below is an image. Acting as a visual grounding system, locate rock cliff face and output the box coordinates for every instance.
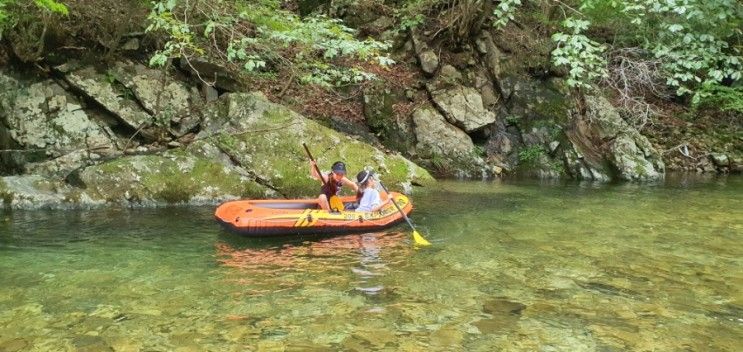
[0,73,119,176]
[565,95,665,181]
[0,68,433,209]
[2,3,740,208]
[358,18,683,181]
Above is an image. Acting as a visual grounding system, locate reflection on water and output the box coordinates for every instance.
[0,175,741,351]
[216,232,410,302]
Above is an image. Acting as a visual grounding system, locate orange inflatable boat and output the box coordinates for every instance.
[214,192,413,236]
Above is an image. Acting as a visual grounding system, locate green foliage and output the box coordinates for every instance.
[505,114,520,125]
[551,18,608,89]
[518,145,545,164]
[33,0,68,15]
[0,0,68,39]
[299,64,376,87]
[0,1,10,24]
[146,0,393,87]
[692,83,743,114]
[473,144,486,158]
[580,0,742,96]
[146,0,201,67]
[492,0,522,29]
[397,13,424,32]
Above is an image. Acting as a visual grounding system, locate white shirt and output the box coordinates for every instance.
[356,188,381,212]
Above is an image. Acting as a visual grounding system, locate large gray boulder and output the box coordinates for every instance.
[198,92,434,195]
[74,150,268,206]
[110,62,202,137]
[3,91,434,209]
[64,66,153,131]
[567,95,664,181]
[411,32,439,75]
[427,84,496,133]
[411,106,487,177]
[76,92,434,207]
[562,143,611,181]
[0,175,102,209]
[362,81,414,152]
[0,73,117,176]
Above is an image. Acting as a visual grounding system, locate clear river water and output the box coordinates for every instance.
[1,175,741,351]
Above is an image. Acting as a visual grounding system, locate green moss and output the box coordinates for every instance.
[0,178,12,206]
[693,84,743,114]
[518,145,546,164]
[550,158,566,174]
[138,155,221,203]
[32,179,56,192]
[96,157,130,174]
[262,107,295,124]
[82,152,266,204]
[217,111,433,197]
[381,158,409,187]
[632,156,649,178]
[64,189,83,204]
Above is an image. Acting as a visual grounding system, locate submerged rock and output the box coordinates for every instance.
[474,298,527,334]
[0,338,29,352]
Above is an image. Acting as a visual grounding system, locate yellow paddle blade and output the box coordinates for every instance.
[329,196,344,212]
[412,230,431,246]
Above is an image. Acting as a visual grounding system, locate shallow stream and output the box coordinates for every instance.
[1,175,741,351]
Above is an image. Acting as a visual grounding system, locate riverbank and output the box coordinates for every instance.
[1,1,740,210]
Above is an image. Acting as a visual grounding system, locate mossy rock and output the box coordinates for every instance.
[75,91,433,205]
[199,92,433,196]
[0,175,86,209]
[362,82,416,153]
[411,106,488,177]
[78,152,266,205]
[0,177,11,207]
[506,76,573,130]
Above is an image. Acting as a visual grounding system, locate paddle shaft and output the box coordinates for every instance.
[378,182,417,231]
[303,143,329,189]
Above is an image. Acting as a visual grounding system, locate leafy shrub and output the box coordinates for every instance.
[146,0,393,87]
[518,145,545,164]
[551,18,608,90]
[692,83,743,114]
[0,0,68,61]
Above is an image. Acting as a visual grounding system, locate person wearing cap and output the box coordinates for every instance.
[310,160,359,211]
[354,169,391,212]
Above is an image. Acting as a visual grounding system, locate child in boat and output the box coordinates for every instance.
[355,170,391,212]
[310,160,359,211]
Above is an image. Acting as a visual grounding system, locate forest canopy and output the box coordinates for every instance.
[1,0,741,110]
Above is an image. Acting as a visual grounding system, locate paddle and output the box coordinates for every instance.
[302,143,344,212]
[378,181,431,246]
